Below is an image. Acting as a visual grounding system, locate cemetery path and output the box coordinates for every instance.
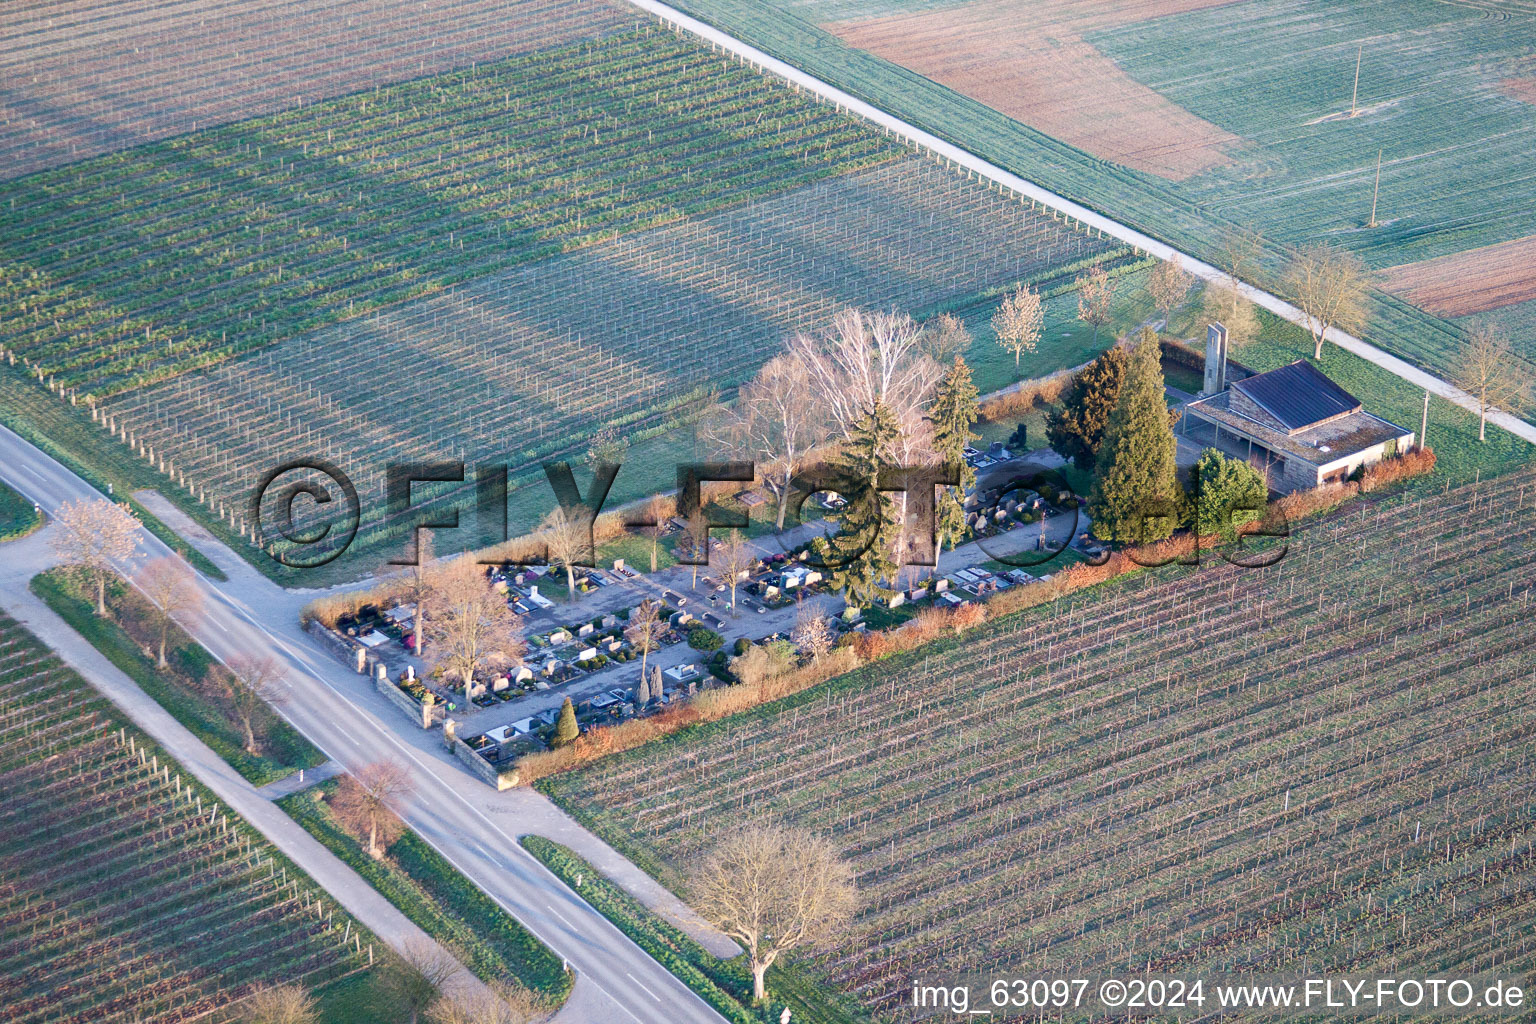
[0,421,734,1024]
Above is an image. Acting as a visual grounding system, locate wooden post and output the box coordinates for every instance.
[1420,389,1429,451]
[1368,148,1382,227]
[1351,43,1363,117]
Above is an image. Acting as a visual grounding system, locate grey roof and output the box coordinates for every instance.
[1184,390,1411,465]
[1231,360,1360,431]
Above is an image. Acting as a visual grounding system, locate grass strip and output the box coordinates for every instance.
[280,782,572,1002]
[31,568,322,786]
[0,479,42,541]
[519,835,868,1024]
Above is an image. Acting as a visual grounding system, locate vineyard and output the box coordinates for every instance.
[546,470,1536,1019]
[0,0,636,178]
[662,0,1536,378]
[0,611,371,1023]
[97,155,1130,559]
[0,24,900,396]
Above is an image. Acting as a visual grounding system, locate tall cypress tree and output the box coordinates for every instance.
[553,697,579,746]
[1088,334,1179,543]
[930,356,980,552]
[820,401,901,608]
[1046,344,1129,470]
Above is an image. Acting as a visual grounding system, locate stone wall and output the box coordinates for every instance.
[449,733,518,791]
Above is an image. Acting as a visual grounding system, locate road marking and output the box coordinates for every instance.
[22,465,47,482]
[211,616,230,633]
[547,903,576,929]
[626,972,663,1003]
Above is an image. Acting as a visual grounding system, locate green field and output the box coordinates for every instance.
[0,479,40,542]
[543,468,1536,1019]
[662,0,1536,379]
[32,569,325,787]
[0,610,379,1022]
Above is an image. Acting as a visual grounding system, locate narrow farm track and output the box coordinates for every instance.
[619,0,1536,447]
[549,471,1536,1019]
[0,616,370,1024]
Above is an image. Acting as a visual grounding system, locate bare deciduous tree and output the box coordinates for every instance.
[333,759,413,858]
[1217,227,1266,292]
[790,607,834,662]
[1147,257,1193,332]
[539,505,591,601]
[51,497,141,615]
[226,653,284,755]
[402,530,436,658]
[713,530,756,614]
[425,555,524,692]
[638,495,672,573]
[787,308,941,442]
[427,981,545,1024]
[623,598,666,685]
[692,822,857,1002]
[1075,266,1116,344]
[137,554,202,668]
[702,354,826,532]
[240,983,318,1024]
[1200,282,1261,351]
[1454,324,1530,442]
[921,311,971,364]
[681,503,710,591]
[1283,243,1369,359]
[991,285,1044,366]
[385,940,459,1024]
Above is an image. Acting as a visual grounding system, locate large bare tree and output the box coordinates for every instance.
[427,981,543,1024]
[1200,281,1261,351]
[240,984,318,1024]
[136,554,203,668]
[920,311,971,364]
[538,505,591,601]
[712,530,756,614]
[692,822,856,1002]
[425,555,524,692]
[790,607,834,663]
[1283,242,1369,359]
[51,497,141,615]
[384,940,459,1024]
[1075,265,1116,344]
[225,653,284,755]
[1454,324,1530,442]
[1217,226,1266,292]
[1147,256,1193,332]
[702,353,826,532]
[991,285,1044,367]
[787,308,941,442]
[623,598,666,686]
[333,759,413,858]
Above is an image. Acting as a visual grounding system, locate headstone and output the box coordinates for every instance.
[492,676,509,692]
[544,658,560,676]
[550,629,571,645]
[888,592,905,608]
[934,578,950,593]
[514,666,534,683]
[355,648,367,674]
[613,558,626,571]
[577,623,594,637]
[578,647,598,662]
[600,614,617,629]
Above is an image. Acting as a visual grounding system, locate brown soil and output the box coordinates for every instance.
[826,0,1244,180]
[0,0,630,180]
[1500,77,1536,105]
[1378,234,1536,317]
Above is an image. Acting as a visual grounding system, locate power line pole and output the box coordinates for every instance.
[1369,148,1382,227]
[1351,43,1363,117]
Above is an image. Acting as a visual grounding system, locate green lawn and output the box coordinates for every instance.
[0,480,40,541]
[281,783,573,1003]
[31,569,323,786]
[520,836,869,1024]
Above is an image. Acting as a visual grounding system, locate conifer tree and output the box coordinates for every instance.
[1088,334,1179,543]
[635,671,651,707]
[930,356,980,553]
[1046,345,1128,470]
[819,401,901,608]
[553,697,579,746]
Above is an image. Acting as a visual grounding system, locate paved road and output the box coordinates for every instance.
[0,421,733,1024]
[625,0,1536,449]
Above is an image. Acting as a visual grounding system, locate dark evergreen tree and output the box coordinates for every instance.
[1191,448,1267,540]
[1045,345,1129,469]
[1089,335,1179,543]
[553,697,579,746]
[820,401,902,608]
[930,356,980,553]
